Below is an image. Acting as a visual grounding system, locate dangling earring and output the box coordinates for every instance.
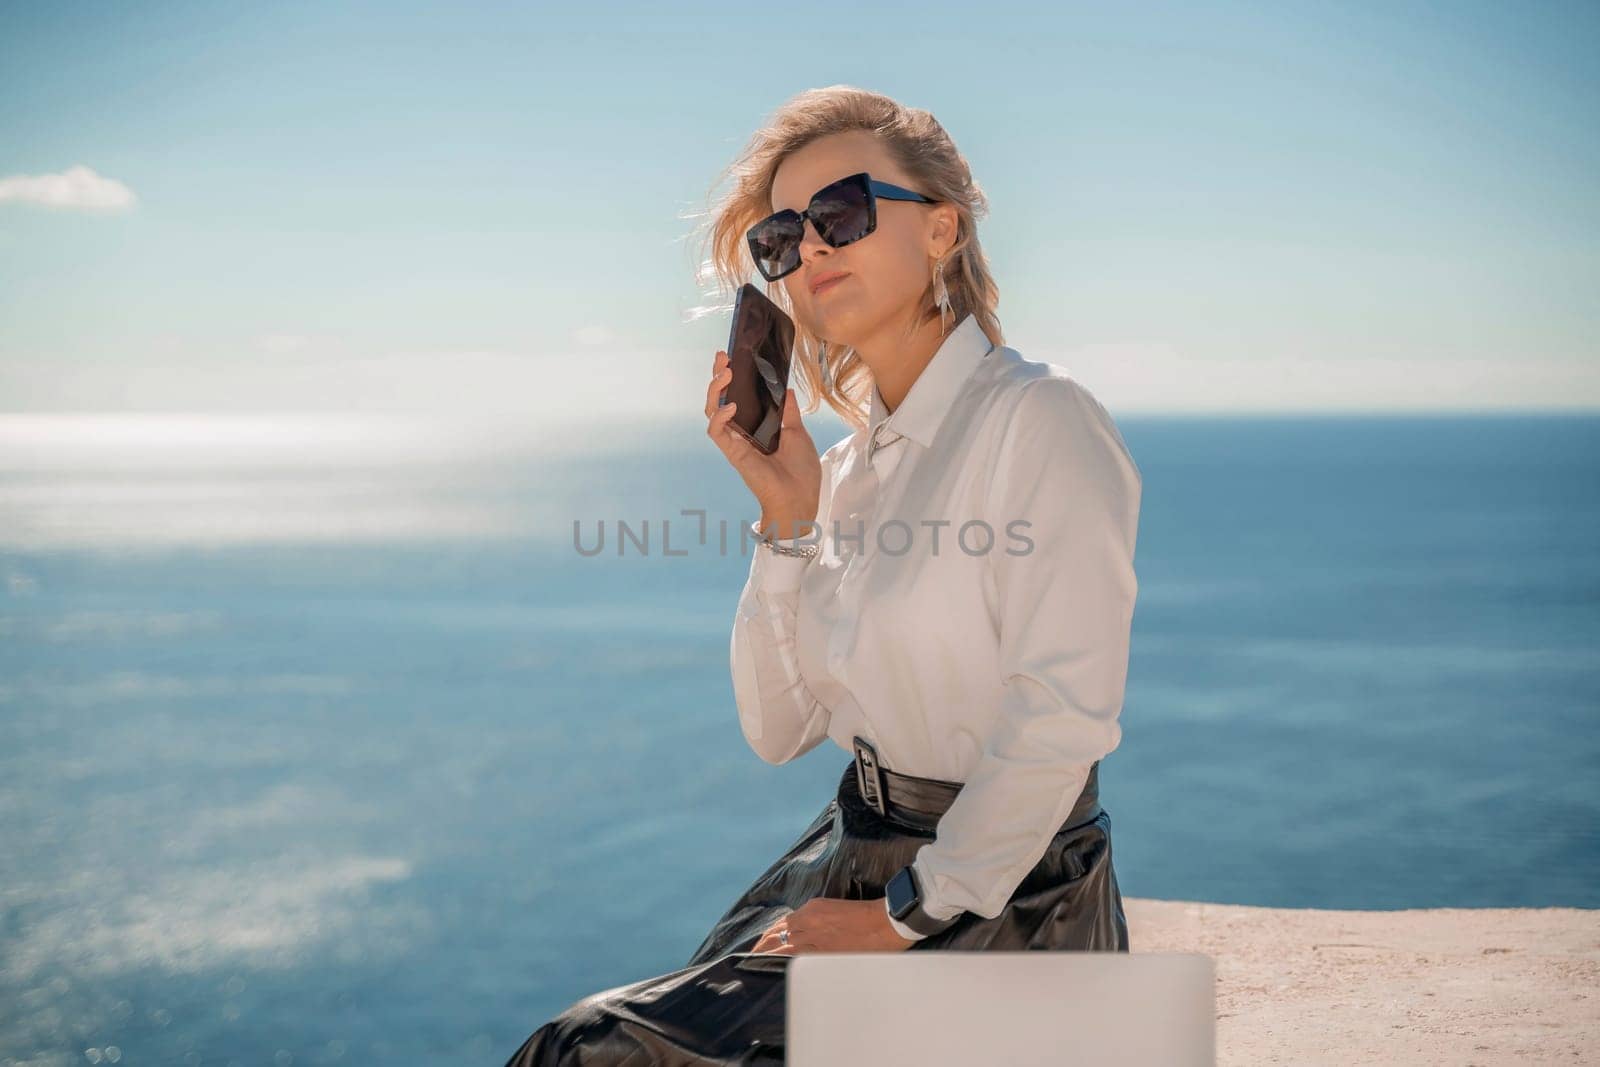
[932,256,953,332]
[817,340,832,390]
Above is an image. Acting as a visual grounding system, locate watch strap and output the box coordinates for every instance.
[893,898,961,938]
[884,899,928,941]
[887,863,961,937]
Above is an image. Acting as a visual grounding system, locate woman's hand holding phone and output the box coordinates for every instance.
[705,347,821,541]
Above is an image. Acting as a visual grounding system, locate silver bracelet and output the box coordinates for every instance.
[751,519,820,559]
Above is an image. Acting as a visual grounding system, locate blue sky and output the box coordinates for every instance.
[1,0,1595,420]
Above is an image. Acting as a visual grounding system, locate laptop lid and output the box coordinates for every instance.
[786,951,1214,1067]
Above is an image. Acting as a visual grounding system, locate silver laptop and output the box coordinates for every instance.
[787,951,1214,1067]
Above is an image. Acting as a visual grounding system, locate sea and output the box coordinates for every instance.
[0,410,1595,1064]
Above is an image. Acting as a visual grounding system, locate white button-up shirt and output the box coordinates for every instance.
[729,311,1143,939]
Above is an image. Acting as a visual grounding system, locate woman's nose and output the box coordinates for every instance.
[796,217,832,262]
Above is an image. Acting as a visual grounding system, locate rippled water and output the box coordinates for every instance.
[1,411,1595,1064]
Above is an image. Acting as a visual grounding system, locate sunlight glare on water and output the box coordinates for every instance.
[0,412,613,550]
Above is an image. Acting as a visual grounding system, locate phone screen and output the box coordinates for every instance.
[721,282,796,455]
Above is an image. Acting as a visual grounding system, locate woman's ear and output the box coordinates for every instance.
[927,204,959,258]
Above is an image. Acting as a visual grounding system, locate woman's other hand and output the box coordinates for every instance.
[749,897,917,955]
[705,349,823,540]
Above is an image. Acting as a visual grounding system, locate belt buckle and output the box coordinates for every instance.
[853,736,888,817]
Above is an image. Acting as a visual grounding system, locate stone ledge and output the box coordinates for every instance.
[1125,897,1599,1065]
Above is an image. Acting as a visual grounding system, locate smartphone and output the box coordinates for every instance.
[719,282,796,455]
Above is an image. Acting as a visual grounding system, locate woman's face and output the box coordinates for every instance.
[769,131,953,346]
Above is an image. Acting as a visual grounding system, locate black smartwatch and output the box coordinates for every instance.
[885,863,960,937]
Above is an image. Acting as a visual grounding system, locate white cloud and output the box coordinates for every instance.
[0,164,137,211]
[1043,341,1600,413]
[0,340,706,422]
[254,333,314,356]
[2,329,1594,420]
[573,324,615,346]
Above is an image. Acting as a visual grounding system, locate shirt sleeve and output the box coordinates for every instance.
[728,447,836,765]
[903,375,1143,929]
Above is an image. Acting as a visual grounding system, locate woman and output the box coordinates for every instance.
[504,85,1141,1066]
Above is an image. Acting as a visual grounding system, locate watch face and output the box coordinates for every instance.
[885,867,918,919]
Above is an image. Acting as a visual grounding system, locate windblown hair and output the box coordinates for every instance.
[685,85,1002,430]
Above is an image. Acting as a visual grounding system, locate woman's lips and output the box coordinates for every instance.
[812,273,850,296]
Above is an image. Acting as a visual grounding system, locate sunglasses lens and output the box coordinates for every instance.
[745,175,875,281]
[748,212,803,280]
[810,176,872,246]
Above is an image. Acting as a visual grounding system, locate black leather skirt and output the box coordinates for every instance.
[502,756,1128,1066]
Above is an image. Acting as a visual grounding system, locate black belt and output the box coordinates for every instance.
[852,735,1102,834]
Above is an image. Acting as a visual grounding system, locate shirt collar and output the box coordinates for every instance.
[866,312,995,458]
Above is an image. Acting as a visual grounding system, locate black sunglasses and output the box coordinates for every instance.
[746,171,940,283]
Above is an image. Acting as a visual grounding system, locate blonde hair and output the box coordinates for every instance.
[685,85,1003,431]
